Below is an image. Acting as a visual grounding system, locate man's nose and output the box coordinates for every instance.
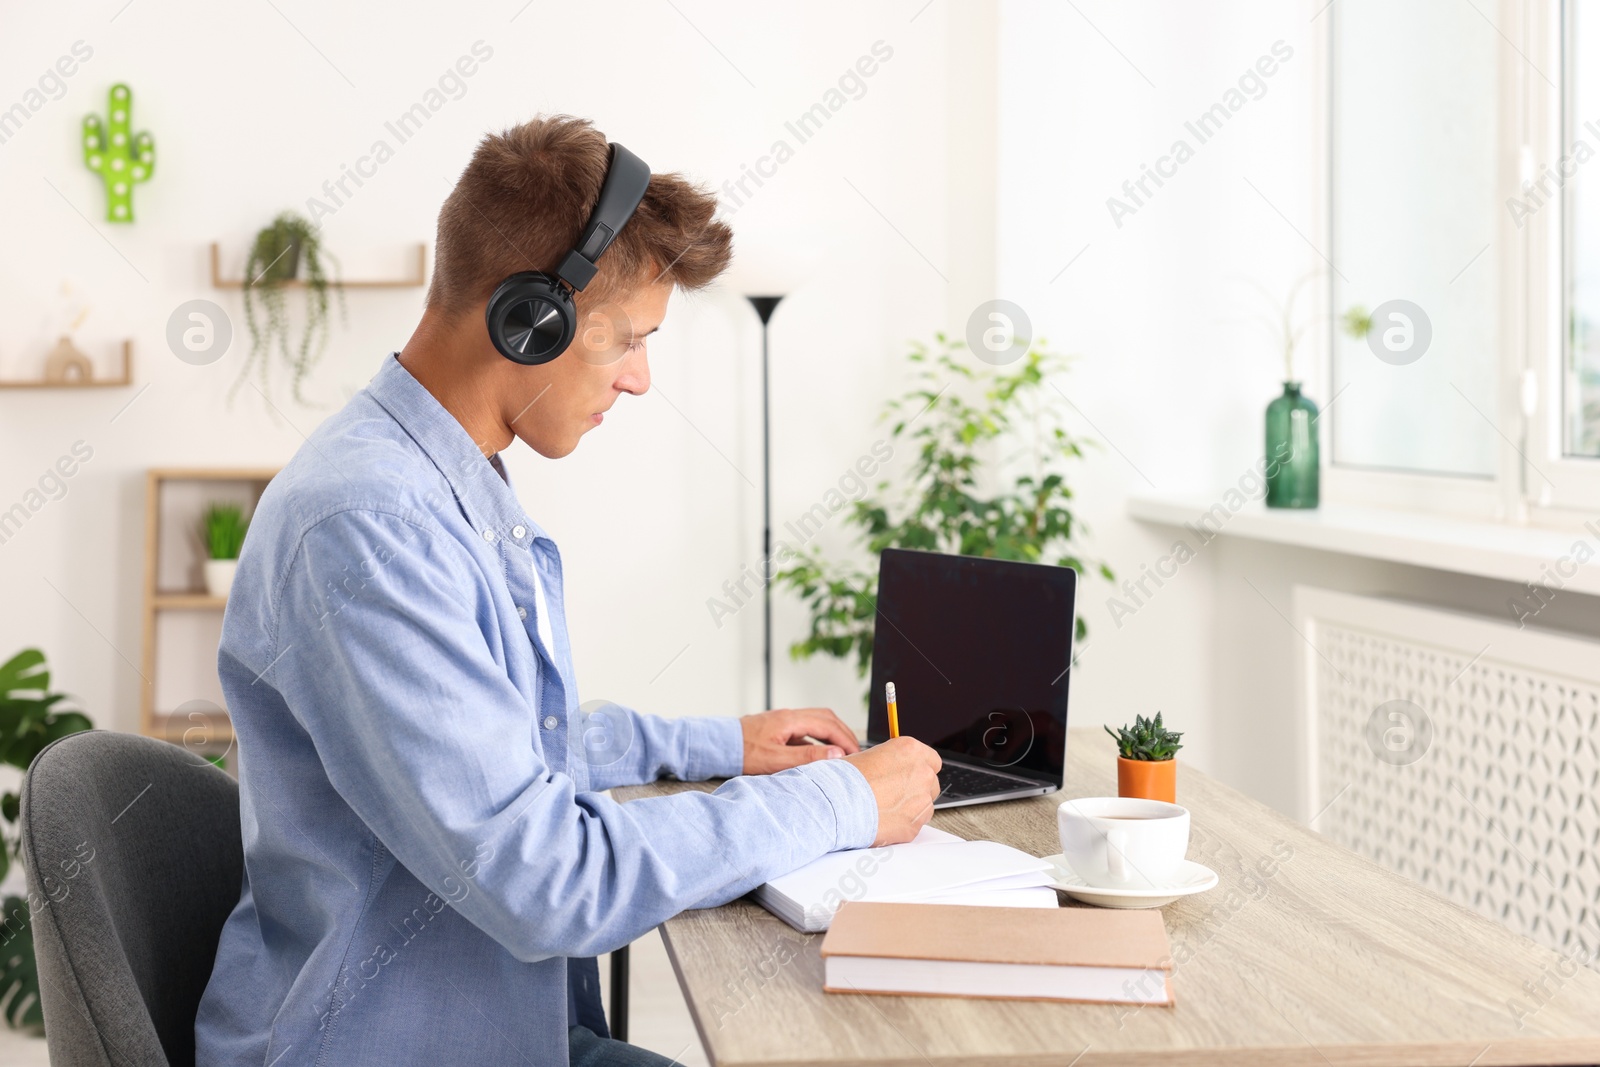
[615,348,650,396]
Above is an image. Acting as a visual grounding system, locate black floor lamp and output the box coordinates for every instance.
[746,294,785,712]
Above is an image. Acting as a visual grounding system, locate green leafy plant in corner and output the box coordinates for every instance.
[202,504,249,561]
[0,649,93,1030]
[234,211,344,407]
[1105,712,1183,762]
[776,333,1112,686]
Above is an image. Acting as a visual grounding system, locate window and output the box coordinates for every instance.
[1323,0,1600,514]
[1565,0,1600,459]
[1328,0,1502,481]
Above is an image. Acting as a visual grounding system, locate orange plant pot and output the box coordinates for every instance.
[1117,756,1176,803]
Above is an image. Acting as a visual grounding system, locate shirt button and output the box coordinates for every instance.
[482,528,497,543]
[542,716,558,730]
[517,606,528,620]
[512,525,527,539]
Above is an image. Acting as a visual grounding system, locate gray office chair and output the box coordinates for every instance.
[19,730,243,1067]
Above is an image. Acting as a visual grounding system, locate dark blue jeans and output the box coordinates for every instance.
[569,1025,685,1066]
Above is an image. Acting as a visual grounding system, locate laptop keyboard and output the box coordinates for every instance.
[936,762,1036,802]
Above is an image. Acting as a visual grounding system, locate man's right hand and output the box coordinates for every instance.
[842,737,943,846]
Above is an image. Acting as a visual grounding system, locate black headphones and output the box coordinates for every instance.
[485,142,652,366]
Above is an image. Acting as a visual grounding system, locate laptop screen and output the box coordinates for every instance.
[867,548,1074,787]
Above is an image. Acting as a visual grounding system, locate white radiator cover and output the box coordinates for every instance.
[1294,586,1600,967]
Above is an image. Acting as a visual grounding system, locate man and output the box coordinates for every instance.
[194,115,942,1066]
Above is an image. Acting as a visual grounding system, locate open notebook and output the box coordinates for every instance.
[751,826,1058,932]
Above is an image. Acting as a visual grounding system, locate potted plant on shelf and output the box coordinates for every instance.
[202,504,249,598]
[1105,713,1183,803]
[233,211,343,407]
[0,648,93,1031]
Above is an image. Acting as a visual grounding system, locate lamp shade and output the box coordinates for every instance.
[722,217,824,298]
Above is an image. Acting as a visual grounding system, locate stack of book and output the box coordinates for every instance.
[821,901,1175,1005]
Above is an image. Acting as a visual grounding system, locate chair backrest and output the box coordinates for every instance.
[19,730,244,1067]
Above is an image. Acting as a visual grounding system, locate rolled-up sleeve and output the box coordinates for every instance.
[270,507,877,964]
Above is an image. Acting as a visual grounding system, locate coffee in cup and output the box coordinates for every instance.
[1057,796,1190,890]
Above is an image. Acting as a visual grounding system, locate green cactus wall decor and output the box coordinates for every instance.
[82,84,155,223]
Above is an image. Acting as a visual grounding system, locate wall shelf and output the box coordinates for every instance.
[0,340,133,389]
[153,592,228,610]
[209,242,426,289]
[150,713,235,745]
[141,467,279,752]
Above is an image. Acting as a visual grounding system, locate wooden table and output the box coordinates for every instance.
[614,727,1600,1066]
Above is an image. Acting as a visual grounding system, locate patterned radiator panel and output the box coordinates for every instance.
[1313,618,1600,968]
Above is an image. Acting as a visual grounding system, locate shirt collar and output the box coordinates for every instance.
[366,353,550,545]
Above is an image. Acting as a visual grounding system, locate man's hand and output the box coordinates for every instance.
[739,707,861,775]
[843,737,942,846]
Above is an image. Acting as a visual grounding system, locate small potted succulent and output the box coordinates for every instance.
[201,504,250,598]
[1105,712,1184,803]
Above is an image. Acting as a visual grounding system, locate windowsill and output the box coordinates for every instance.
[1126,493,1600,596]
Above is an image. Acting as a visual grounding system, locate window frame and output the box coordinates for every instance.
[1526,0,1600,512]
[1313,0,1599,523]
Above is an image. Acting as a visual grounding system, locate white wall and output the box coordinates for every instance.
[0,1,993,740]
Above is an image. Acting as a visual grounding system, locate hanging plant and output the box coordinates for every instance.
[232,211,344,406]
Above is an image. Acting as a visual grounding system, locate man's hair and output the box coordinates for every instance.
[427,115,732,315]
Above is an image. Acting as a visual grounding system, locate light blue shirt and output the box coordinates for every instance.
[194,353,877,1065]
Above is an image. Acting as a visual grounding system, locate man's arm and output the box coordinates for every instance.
[580,706,863,792]
[575,708,741,793]
[258,507,880,962]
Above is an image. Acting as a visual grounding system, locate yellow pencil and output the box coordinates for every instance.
[885,681,899,739]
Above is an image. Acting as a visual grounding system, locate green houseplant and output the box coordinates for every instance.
[1105,712,1183,803]
[201,504,249,599]
[776,333,1111,690]
[0,649,94,1030]
[234,211,343,407]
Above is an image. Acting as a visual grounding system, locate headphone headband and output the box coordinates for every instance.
[555,144,652,292]
[486,140,652,366]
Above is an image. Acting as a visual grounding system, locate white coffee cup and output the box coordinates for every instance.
[1057,796,1190,890]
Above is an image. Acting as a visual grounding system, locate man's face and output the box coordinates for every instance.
[497,280,672,458]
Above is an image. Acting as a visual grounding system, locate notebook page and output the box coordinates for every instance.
[758,835,1053,922]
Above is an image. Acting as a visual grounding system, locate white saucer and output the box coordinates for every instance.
[1041,855,1219,909]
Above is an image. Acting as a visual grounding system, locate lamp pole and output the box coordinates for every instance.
[746,294,784,711]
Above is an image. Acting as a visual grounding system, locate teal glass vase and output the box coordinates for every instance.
[1265,381,1319,508]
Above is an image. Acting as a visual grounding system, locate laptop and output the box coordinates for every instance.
[867,548,1074,809]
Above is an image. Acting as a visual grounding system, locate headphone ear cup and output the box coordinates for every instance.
[486,273,577,366]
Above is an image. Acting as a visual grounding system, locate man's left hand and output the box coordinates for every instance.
[739,707,860,775]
